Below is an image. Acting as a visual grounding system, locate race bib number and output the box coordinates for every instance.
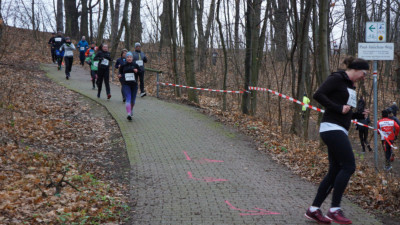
[93,61,99,67]
[80,47,85,51]
[136,60,143,67]
[125,73,135,81]
[65,51,73,57]
[55,37,62,42]
[101,59,109,66]
[347,88,357,108]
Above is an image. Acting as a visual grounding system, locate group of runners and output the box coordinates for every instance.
[48,31,148,121]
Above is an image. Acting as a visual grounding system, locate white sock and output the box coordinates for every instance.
[330,207,341,212]
[309,206,319,212]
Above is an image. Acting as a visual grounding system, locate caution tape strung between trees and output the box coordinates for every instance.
[248,85,397,149]
[157,82,244,93]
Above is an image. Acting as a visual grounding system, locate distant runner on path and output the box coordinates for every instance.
[48,32,56,64]
[94,43,112,99]
[77,36,89,66]
[115,49,128,102]
[59,37,76,80]
[132,42,148,97]
[53,31,65,70]
[305,57,370,225]
[85,48,99,89]
[118,51,140,121]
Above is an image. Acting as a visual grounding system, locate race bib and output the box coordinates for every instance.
[101,59,109,66]
[136,60,143,67]
[80,47,85,51]
[65,51,73,57]
[93,61,99,67]
[55,37,62,42]
[125,73,135,81]
[347,88,357,108]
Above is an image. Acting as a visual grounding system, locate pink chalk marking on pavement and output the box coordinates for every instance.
[201,158,224,163]
[187,171,228,182]
[225,200,280,216]
[183,151,191,161]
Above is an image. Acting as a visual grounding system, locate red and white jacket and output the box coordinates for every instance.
[377,118,400,141]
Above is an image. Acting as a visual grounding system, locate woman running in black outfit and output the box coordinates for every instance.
[304,57,369,225]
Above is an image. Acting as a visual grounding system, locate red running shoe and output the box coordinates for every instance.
[326,209,352,224]
[107,94,111,99]
[304,208,331,224]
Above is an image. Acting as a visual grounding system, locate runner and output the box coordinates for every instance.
[48,32,56,64]
[378,109,399,171]
[115,49,128,102]
[85,49,99,89]
[53,31,66,70]
[132,42,148,97]
[59,37,76,80]
[355,97,372,152]
[94,43,112,99]
[77,36,89,66]
[85,42,97,57]
[118,51,140,120]
[305,57,370,225]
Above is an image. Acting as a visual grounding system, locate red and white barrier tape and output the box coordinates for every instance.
[248,86,324,113]
[249,85,398,149]
[158,82,244,94]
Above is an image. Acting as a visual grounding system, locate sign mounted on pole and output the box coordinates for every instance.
[366,22,386,42]
[358,43,394,60]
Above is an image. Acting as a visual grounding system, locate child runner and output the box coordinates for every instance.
[59,37,76,80]
[305,57,370,225]
[378,109,399,171]
[93,43,112,99]
[85,50,99,89]
[115,49,128,102]
[85,42,97,57]
[118,51,140,121]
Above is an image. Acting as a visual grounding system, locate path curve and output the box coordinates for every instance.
[43,64,381,225]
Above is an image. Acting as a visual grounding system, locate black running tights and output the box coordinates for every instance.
[312,130,356,208]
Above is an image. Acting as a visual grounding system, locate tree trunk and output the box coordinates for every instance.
[168,0,180,96]
[179,0,198,103]
[110,0,121,54]
[56,0,63,32]
[96,0,109,44]
[64,0,79,39]
[160,0,172,48]
[110,0,129,60]
[130,0,142,44]
[196,0,216,71]
[271,0,288,61]
[241,1,253,115]
[344,0,354,55]
[216,0,228,111]
[0,0,3,42]
[81,0,89,38]
[317,0,330,86]
[234,0,240,50]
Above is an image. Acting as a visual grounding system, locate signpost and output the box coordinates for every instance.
[359,21,394,171]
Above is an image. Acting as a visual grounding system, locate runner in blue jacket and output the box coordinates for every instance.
[77,36,89,66]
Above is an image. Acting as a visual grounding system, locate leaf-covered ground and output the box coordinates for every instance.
[0,28,132,224]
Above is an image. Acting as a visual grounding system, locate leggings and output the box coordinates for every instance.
[119,78,126,100]
[97,68,111,96]
[79,51,86,65]
[123,83,138,115]
[64,56,73,75]
[51,47,56,62]
[312,130,356,208]
[138,71,145,93]
[90,70,97,88]
[382,140,393,162]
[358,129,369,151]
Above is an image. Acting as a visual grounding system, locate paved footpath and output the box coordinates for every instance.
[43,64,381,225]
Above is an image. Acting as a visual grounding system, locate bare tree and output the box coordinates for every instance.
[179,0,198,103]
[168,0,180,96]
[130,0,142,45]
[80,0,89,38]
[216,0,227,110]
[160,0,172,48]
[317,0,330,86]
[96,0,108,44]
[56,0,63,32]
[64,0,79,38]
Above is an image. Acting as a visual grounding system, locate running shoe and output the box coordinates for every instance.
[107,94,111,99]
[97,93,100,98]
[127,115,132,121]
[140,92,147,97]
[123,99,126,103]
[66,76,69,80]
[304,208,331,224]
[325,209,352,224]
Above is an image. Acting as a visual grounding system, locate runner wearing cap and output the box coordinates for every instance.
[59,37,76,80]
[305,57,370,225]
[118,51,140,120]
[132,42,148,97]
